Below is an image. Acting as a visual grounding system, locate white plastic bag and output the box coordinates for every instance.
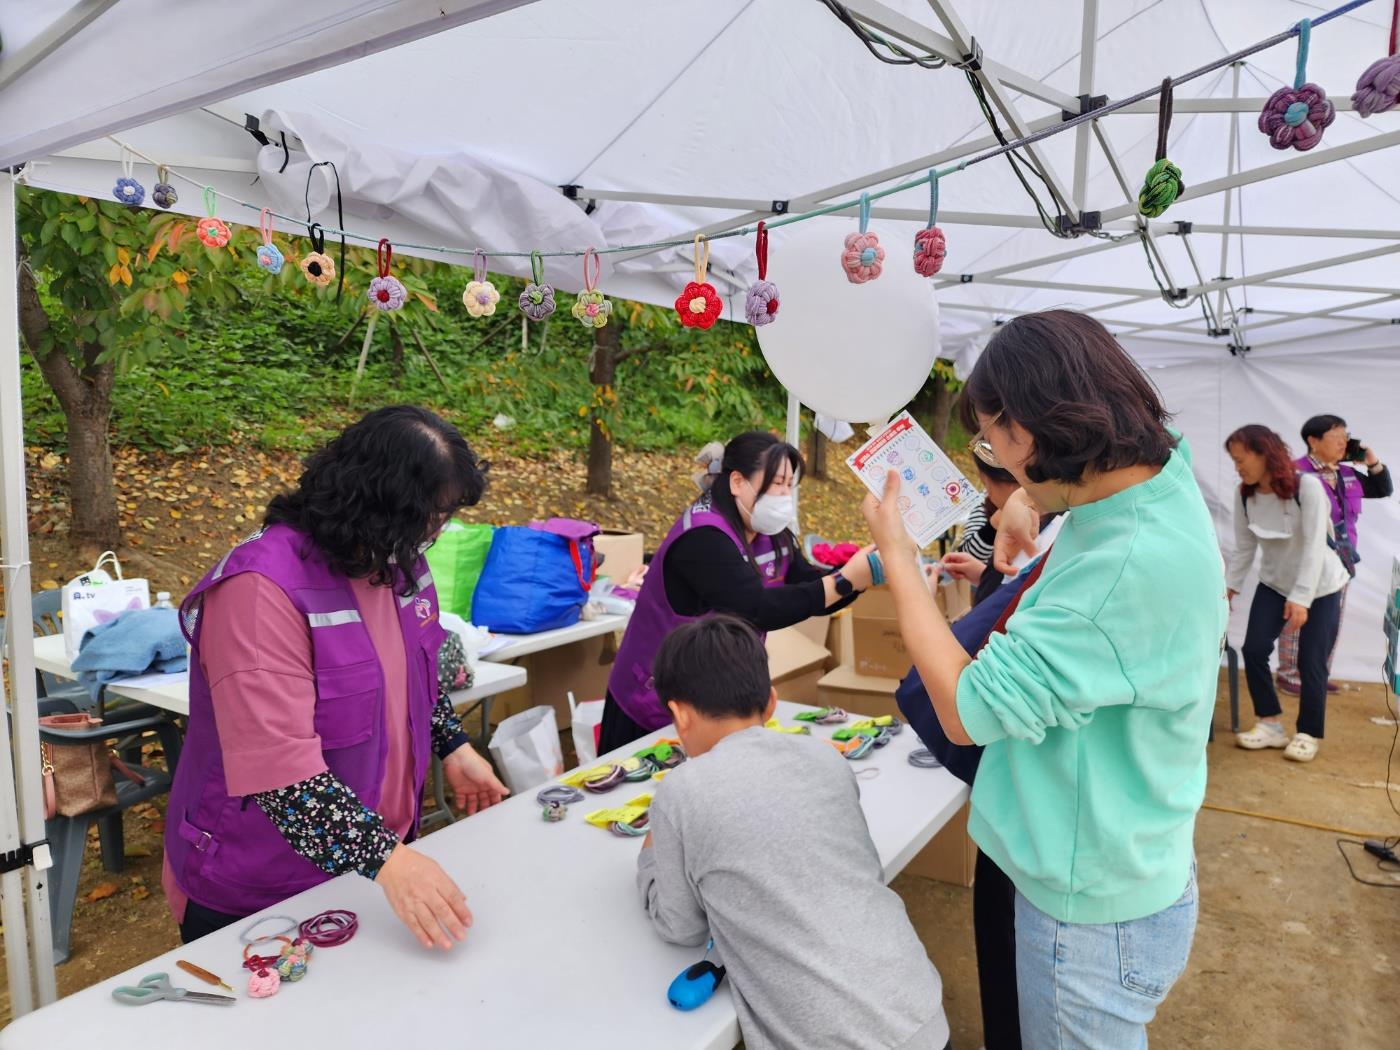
[568,691,606,765]
[487,705,564,794]
[61,551,150,661]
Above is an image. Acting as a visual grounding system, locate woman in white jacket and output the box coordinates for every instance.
[1225,425,1349,762]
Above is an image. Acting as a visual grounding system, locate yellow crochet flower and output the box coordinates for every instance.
[462,280,500,318]
[571,290,612,329]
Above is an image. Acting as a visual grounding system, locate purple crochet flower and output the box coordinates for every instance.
[113,177,145,208]
[744,280,780,326]
[1258,83,1335,151]
[368,274,407,312]
[1353,55,1400,117]
[519,282,556,321]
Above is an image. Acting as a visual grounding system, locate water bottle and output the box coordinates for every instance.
[154,592,173,610]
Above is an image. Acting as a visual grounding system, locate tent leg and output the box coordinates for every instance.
[0,173,59,1010]
[786,391,801,537]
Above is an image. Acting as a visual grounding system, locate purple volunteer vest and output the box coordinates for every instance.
[1295,455,1365,551]
[164,524,448,917]
[607,493,792,731]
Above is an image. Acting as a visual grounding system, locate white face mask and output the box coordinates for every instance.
[748,492,795,536]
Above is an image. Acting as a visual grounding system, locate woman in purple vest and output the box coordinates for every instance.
[598,431,875,753]
[164,406,509,950]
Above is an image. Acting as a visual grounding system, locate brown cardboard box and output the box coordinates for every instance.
[766,627,830,706]
[791,614,829,649]
[828,609,854,669]
[816,664,902,720]
[903,802,977,887]
[494,632,620,729]
[850,585,907,679]
[593,530,644,585]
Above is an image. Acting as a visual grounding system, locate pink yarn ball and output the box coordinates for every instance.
[1352,55,1400,117]
[247,967,280,999]
[841,232,885,284]
[913,227,947,277]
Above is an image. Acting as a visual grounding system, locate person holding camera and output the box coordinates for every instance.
[1274,414,1392,696]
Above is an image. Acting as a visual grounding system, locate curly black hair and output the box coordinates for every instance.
[265,406,489,594]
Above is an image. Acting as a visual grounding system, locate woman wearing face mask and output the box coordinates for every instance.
[1224,425,1348,763]
[598,431,875,753]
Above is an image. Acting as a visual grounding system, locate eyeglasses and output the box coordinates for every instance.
[967,409,1004,467]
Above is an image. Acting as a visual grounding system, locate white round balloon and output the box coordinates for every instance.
[755,217,940,425]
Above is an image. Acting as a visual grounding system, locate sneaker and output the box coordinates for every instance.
[1275,676,1302,696]
[1283,732,1319,762]
[1237,722,1289,750]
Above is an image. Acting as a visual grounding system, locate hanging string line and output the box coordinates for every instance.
[96,0,1375,263]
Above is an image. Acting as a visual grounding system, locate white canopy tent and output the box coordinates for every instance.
[2,0,1399,1014]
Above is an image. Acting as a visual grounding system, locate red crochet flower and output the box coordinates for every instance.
[913,227,947,277]
[675,281,723,329]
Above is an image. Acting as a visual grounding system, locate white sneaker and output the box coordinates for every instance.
[1283,732,1319,762]
[1236,722,1289,750]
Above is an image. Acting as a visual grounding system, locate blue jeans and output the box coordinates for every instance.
[1014,866,1198,1050]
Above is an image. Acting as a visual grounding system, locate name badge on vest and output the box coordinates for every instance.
[413,596,432,621]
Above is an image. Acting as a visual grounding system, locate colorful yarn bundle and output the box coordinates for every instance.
[1353,0,1400,117]
[794,706,849,725]
[609,811,651,838]
[255,209,285,274]
[246,968,280,998]
[841,193,884,284]
[744,220,780,326]
[764,718,811,735]
[1259,19,1335,152]
[196,187,231,248]
[152,167,177,210]
[913,171,947,276]
[463,249,501,317]
[675,235,723,329]
[300,224,336,286]
[367,238,407,312]
[298,909,358,948]
[519,252,556,320]
[1138,79,1185,217]
[571,249,613,329]
[580,762,627,793]
[276,938,312,982]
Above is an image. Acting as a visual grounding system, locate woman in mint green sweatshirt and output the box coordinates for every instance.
[864,310,1227,1050]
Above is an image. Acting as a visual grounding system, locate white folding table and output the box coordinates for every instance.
[0,701,968,1050]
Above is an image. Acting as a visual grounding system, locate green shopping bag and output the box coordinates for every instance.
[425,522,495,619]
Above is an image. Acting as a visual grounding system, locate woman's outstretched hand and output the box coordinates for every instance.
[992,488,1040,575]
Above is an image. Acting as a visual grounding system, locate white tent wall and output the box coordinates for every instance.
[1126,334,1400,684]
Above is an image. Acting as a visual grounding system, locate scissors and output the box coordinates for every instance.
[111,972,236,1006]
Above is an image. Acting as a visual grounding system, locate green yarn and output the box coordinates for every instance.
[1137,157,1185,217]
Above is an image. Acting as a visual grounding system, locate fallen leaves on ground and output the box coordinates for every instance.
[85,882,119,903]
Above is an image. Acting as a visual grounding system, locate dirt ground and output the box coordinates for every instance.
[4,673,1397,1043]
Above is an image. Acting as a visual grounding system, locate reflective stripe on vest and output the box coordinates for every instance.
[307,609,363,628]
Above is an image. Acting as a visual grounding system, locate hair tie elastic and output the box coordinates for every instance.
[152,165,177,209]
[368,238,407,311]
[298,909,358,948]
[675,234,723,329]
[1352,0,1400,116]
[112,149,144,209]
[913,170,947,276]
[841,192,884,284]
[609,811,651,837]
[463,248,501,317]
[242,935,292,973]
[255,208,285,274]
[240,914,300,944]
[1259,19,1335,151]
[519,251,557,320]
[745,220,780,326]
[196,186,231,248]
[908,748,944,769]
[794,706,848,725]
[581,763,627,793]
[572,248,613,329]
[1138,79,1185,217]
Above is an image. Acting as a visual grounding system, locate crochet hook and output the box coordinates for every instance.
[176,960,235,994]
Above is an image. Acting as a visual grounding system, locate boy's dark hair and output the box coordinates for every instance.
[959,309,1175,484]
[652,616,771,719]
[1301,414,1346,445]
[975,459,1019,487]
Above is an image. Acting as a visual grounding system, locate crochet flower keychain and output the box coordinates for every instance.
[913,170,948,276]
[299,224,336,287]
[463,250,501,317]
[571,248,613,329]
[519,251,556,320]
[675,235,723,329]
[841,193,884,284]
[195,187,231,249]
[1138,78,1186,217]
[1353,0,1400,117]
[368,238,407,312]
[745,221,780,326]
[255,209,285,274]
[112,151,144,209]
[151,166,177,210]
[1259,19,1335,151]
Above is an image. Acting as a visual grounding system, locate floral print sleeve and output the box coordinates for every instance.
[432,632,473,760]
[252,772,399,880]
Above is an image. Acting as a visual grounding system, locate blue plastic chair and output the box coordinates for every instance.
[29,590,97,709]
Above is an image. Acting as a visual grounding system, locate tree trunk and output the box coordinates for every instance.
[807,427,828,479]
[585,324,620,498]
[912,372,959,446]
[16,255,121,550]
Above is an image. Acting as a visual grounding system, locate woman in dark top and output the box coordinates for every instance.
[598,432,873,753]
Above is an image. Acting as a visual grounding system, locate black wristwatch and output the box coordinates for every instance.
[832,570,856,597]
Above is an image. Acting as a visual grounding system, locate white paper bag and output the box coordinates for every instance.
[568,691,606,766]
[61,552,150,661]
[487,705,564,795]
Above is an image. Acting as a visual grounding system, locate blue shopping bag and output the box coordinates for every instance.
[471,519,599,633]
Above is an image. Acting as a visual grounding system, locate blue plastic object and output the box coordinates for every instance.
[668,959,726,1011]
[471,523,596,633]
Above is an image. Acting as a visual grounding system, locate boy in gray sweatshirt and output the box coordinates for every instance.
[636,616,951,1050]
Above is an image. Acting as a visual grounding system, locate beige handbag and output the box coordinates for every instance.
[39,713,145,819]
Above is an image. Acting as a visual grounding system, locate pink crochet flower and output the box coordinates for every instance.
[368,275,407,312]
[745,280,780,326]
[1258,83,1335,151]
[841,232,884,284]
[1353,54,1400,117]
[197,218,231,248]
[913,227,947,277]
